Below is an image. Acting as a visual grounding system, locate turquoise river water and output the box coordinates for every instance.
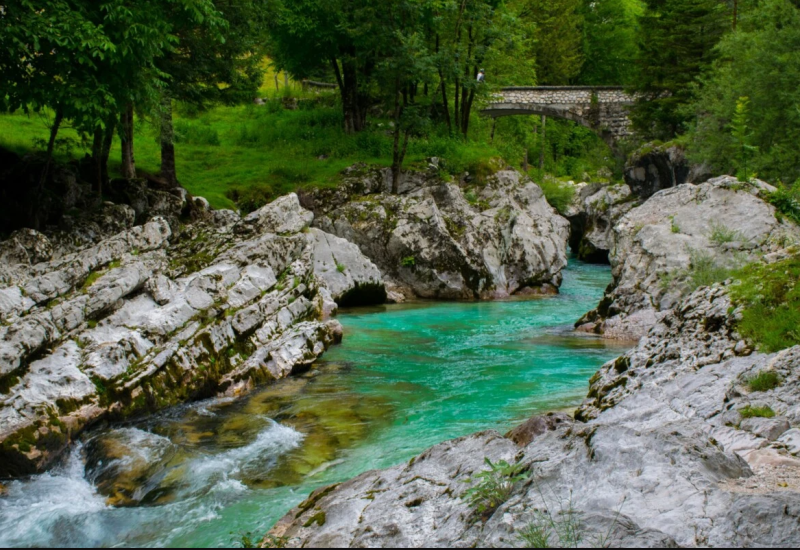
[0,259,629,548]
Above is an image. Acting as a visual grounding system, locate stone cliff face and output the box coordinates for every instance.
[577,176,800,340]
[268,281,800,548]
[0,194,383,478]
[301,165,570,301]
[565,182,637,264]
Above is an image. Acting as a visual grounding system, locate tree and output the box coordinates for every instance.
[155,0,267,187]
[517,0,584,86]
[689,0,800,184]
[577,0,643,86]
[269,0,382,134]
[0,1,115,187]
[630,0,728,140]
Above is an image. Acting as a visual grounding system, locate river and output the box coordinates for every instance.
[0,259,629,548]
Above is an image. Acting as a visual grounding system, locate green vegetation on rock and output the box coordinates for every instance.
[746,371,783,393]
[730,253,800,353]
[740,406,777,419]
[462,458,528,518]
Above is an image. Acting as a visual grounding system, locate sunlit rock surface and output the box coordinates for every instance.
[268,284,800,548]
[0,193,383,477]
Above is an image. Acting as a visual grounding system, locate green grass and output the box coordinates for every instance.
[0,99,506,212]
[687,250,733,291]
[746,371,783,393]
[709,222,745,246]
[729,253,800,353]
[0,87,619,213]
[740,406,776,419]
[462,458,528,518]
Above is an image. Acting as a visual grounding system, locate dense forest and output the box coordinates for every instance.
[1,0,799,211]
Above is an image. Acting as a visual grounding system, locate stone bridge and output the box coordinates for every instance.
[482,86,635,153]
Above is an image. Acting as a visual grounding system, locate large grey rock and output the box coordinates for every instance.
[308,228,385,307]
[741,418,791,442]
[268,284,800,549]
[578,177,800,340]
[0,193,382,477]
[566,183,637,263]
[309,168,570,300]
[625,143,691,200]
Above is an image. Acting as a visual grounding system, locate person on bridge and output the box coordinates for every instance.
[477,69,485,84]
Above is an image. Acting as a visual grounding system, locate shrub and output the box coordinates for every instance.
[729,254,800,352]
[746,371,783,393]
[766,184,800,226]
[538,179,576,215]
[740,406,776,419]
[462,458,528,518]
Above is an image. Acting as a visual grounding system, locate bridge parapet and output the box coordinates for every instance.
[482,86,635,153]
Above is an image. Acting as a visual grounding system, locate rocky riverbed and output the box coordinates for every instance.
[265,174,800,548]
[268,280,800,548]
[0,166,568,478]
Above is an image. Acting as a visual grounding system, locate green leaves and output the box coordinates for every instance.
[689,0,800,185]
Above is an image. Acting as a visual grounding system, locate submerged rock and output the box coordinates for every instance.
[303,166,570,300]
[578,176,800,340]
[268,284,800,549]
[0,193,384,477]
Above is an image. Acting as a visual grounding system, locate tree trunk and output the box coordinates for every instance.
[391,80,405,194]
[454,78,461,129]
[120,103,136,179]
[539,115,547,171]
[160,95,178,187]
[92,127,104,196]
[39,108,64,188]
[440,76,452,134]
[463,87,476,138]
[275,74,280,91]
[101,118,115,188]
[284,72,290,88]
[341,58,367,134]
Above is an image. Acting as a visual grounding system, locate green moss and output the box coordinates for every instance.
[401,256,416,268]
[729,254,800,353]
[740,406,776,419]
[81,270,104,293]
[0,374,21,394]
[303,511,327,528]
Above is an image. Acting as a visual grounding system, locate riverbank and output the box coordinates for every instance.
[0,259,625,547]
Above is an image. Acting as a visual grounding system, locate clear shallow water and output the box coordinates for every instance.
[0,260,629,548]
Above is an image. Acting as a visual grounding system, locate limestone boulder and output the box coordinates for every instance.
[566,182,636,263]
[578,177,800,340]
[0,193,381,478]
[309,167,569,300]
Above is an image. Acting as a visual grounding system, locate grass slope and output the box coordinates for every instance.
[0,88,616,212]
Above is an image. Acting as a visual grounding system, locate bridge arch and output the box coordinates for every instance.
[481,86,635,157]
